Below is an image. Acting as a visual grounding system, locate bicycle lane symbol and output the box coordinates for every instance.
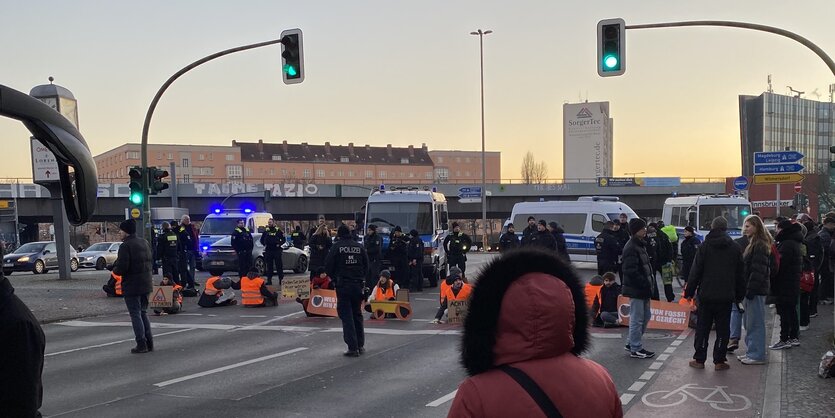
[642,383,751,412]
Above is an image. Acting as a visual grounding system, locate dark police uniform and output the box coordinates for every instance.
[177,223,198,288]
[407,233,425,291]
[364,230,383,289]
[156,227,182,284]
[260,226,286,285]
[595,228,621,276]
[443,231,472,274]
[325,233,369,355]
[499,231,520,253]
[388,231,409,289]
[291,228,306,250]
[231,226,254,278]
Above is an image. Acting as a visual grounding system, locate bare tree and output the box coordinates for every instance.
[521,151,548,184]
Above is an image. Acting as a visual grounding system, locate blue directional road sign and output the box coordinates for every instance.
[458,186,482,199]
[753,164,804,175]
[754,151,804,165]
[733,176,749,191]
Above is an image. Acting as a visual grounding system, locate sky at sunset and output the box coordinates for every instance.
[1,0,834,181]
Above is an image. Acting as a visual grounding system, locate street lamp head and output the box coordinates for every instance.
[470,31,480,35]
[483,30,493,35]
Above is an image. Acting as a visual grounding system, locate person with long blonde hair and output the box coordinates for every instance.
[738,215,775,365]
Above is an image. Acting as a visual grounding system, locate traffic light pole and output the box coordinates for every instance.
[624,20,835,77]
[139,38,284,246]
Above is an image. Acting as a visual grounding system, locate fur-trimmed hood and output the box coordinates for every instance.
[461,249,589,376]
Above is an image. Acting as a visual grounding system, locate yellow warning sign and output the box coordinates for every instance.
[130,208,141,219]
[150,286,173,308]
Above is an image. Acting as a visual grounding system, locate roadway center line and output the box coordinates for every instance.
[656,354,670,361]
[153,347,308,387]
[239,315,268,318]
[620,393,635,406]
[45,329,195,357]
[638,371,655,380]
[229,312,304,332]
[627,381,646,392]
[426,390,458,407]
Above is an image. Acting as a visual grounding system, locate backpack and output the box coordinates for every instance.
[800,271,815,293]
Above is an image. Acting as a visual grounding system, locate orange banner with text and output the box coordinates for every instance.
[617,296,691,331]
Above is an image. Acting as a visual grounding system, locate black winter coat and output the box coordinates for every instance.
[112,234,153,296]
[551,227,570,261]
[499,232,520,252]
[655,232,673,265]
[308,234,333,268]
[528,230,557,250]
[259,226,286,252]
[685,230,745,304]
[680,235,700,281]
[818,226,833,271]
[743,244,774,297]
[621,237,654,300]
[803,223,823,271]
[595,229,620,272]
[521,224,537,246]
[407,235,425,263]
[325,238,369,284]
[773,223,804,304]
[231,227,254,253]
[364,232,383,261]
[0,276,44,417]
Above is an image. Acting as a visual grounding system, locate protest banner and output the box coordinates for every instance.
[150,286,173,308]
[617,296,691,331]
[281,276,310,300]
[447,299,469,324]
[307,288,338,317]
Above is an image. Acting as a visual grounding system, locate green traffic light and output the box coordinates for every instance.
[130,192,143,205]
[284,64,297,77]
[740,210,750,217]
[603,55,619,69]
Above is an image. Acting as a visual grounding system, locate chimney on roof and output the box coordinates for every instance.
[325,141,331,155]
[348,142,355,157]
[421,143,427,152]
[257,139,264,153]
[387,144,393,158]
[408,145,414,157]
[282,140,288,154]
[232,140,237,146]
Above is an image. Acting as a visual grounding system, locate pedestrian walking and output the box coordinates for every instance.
[447,249,622,418]
[364,224,383,290]
[684,217,745,370]
[177,215,199,289]
[498,223,520,253]
[736,215,776,365]
[770,220,804,350]
[325,225,369,357]
[231,219,254,278]
[443,222,472,274]
[622,218,655,359]
[799,215,822,328]
[112,219,154,354]
[308,224,333,280]
[595,221,621,277]
[156,221,181,285]
[0,269,45,417]
[260,218,286,286]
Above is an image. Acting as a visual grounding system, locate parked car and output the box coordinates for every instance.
[201,233,309,276]
[77,242,121,270]
[3,241,79,274]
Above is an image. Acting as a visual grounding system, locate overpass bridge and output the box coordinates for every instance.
[1,180,725,225]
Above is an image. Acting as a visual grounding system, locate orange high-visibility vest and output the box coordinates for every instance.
[111,272,123,296]
[375,285,395,301]
[440,280,451,303]
[172,284,183,303]
[241,277,265,306]
[442,284,472,302]
[584,283,602,309]
[204,276,223,296]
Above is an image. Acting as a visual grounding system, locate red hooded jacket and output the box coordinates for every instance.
[448,250,622,418]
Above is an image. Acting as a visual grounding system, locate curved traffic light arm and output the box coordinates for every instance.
[0,84,98,225]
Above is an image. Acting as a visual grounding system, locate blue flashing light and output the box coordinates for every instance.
[202,246,209,251]
[243,208,253,214]
[213,208,222,214]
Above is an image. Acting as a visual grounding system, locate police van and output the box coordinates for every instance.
[662,194,752,243]
[357,186,449,286]
[199,208,272,255]
[509,197,638,262]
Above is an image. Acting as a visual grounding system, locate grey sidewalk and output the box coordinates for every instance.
[8,271,126,323]
[779,303,835,417]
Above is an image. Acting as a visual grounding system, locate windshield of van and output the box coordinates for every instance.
[15,242,46,254]
[512,213,587,234]
[367,202,433,235]
[200,218,241,235]
[698,205,750,231]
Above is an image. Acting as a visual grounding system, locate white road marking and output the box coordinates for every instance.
[230,312,304,332]
[426,390,458,407]
[648,361,663,370]
[415,298,438,301]
[58,321,237,330]
[239,315,268,318]
[154,347,308,387]
[670,340,682,346]
[620,393,635,405]
[177,313,204,316]
[639,371,655,380]
[664,347,676,354]
[45,329,195,357]
[627,381,646,392]
[590,332,622,339]
[657,354,670,361]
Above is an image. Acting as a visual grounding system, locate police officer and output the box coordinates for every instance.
[443,222,472,274]
[388,226,409,289]
[177,215,199,289]
[407,229,425,292]
[291,225,306,250]
[231,219,254,278]
[521,216,537,246]
[325,224,369,357]
[156,222,182,285]
[595,221,621,277]
[499,223,520,252]
[364,224,383,291]
[259,218,286,286]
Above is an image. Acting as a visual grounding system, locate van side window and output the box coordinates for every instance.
[671,207,683,226]
[591,214,607,232]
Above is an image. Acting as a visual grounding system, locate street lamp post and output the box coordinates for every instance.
[470,28,492,250]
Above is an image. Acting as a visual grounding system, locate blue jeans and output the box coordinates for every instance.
[743,295,767,361]
[730,302,743,340]
[628,298,650,352]
[124,294,152,347]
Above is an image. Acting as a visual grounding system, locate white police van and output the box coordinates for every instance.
[662,194,752,242]
[509,197,638,262]
[199,208,272,254]
[358,186,449,286]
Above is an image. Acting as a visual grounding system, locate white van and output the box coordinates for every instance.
[509,197,638,262]
[199,209,273,253]
[662,195,752,242]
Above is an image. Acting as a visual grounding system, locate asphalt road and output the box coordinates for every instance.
[29,254,773,417]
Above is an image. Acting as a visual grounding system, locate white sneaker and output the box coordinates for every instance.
[737,354,748,362]
[741,357,767,365]
[790,338,800,347]
[430,319,440,324]
[799,326,809,331]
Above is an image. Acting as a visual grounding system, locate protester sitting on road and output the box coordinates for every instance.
[592,272,621,328]
[297,267,333,316]
[102,271,123,297]
[235,267,278,307]
[153,274,183,315]
[440,266,464,304]
[365,270,400,317]
[431,275,472,324]
[584,275,604,310]
[197,274,237,307]
[447,248,622,417]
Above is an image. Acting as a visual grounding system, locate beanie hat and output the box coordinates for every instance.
[394,226,402,233]
[538,220,547,227]
[684,226,695,234]
[628,218,646,235]
[777,219,794,230]
[337,224,351,238]
[452,222,459,229]
[315,267,326,276]
[368,224,377,231]
[119,219,136,235]
[380,269,391,278]
[548,221,559,230]
[710,216,728,231]
[506,223,514,228]
[448,266,462,280]
[410,229,419,237]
